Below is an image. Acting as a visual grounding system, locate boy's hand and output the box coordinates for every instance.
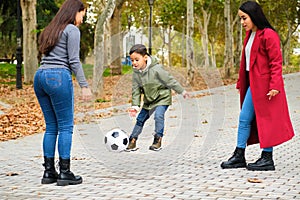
[182,90,190,99]
[128,108,138,117]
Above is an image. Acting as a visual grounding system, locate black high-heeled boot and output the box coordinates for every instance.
[247,151,275,171]
[221,147,247,169]
[41,157,58,184]
[57,158,82,186]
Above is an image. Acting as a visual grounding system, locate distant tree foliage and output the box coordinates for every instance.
[36,0,59,32]
[1,0,299,82]
[0,0,18,60]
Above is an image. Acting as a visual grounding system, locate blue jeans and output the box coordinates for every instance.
[130,105,169,139]
[34,68,74,159]
[237,87,273,152]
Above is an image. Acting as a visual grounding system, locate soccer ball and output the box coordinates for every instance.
[104,128,129,152]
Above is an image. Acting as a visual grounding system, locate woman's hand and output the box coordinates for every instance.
[267,89,279,100]
[81,87,93,101]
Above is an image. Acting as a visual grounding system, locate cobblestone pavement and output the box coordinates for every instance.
[0,73,299,200]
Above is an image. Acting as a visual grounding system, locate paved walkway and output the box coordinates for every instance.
[0,73,299,200]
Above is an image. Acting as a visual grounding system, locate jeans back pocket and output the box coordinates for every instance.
[45,71,62,89]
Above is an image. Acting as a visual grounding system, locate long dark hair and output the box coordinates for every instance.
[38,0,85,55]
[239,1,275,31]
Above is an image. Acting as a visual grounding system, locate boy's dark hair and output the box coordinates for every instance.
[239,1,275,31]
[129,44,149,56]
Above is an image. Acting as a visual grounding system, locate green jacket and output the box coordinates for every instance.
[132,57,184,110]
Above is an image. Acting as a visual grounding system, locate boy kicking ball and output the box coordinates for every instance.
[125,44,189,152]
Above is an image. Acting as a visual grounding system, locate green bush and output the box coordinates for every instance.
[289,55,300,71]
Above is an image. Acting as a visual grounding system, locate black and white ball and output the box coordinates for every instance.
[104,128,129,152]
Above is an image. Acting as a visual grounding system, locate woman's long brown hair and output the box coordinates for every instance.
[38,0,85,55]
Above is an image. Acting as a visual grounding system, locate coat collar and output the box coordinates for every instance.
[244,29,264,46]
[244,29,265,70]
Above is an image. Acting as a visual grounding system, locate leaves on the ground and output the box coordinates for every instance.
[0,84,45,141]
[0,70,236,142]
[0,76,129,142]
[6,172,19,176]
[202,119,208,124]
[247,178,263,183]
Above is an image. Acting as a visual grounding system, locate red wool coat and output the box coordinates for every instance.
[236,28,294,148]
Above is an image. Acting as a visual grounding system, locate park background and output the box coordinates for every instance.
[0,0,300,141]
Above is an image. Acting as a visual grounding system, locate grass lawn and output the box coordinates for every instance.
[0,63,133,82]
[0,62,298,84]
[83,64,132,79]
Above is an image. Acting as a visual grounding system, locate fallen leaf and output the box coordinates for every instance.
[6,172,19,176]
[202,119,208,124]
[247,178,263,183]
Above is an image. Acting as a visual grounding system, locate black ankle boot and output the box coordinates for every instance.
[221,147,246,169]
[57,158,83,186]
[247,151,275,171]
[41,157,58,184]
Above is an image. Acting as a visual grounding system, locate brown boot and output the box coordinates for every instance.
[125,137,138,151]
[149,135,162,151]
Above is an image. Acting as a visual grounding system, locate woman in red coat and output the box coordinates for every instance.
[221,1,294,171]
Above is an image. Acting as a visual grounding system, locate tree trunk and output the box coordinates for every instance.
[20,0,38,84]
[198,8,211,69]
[223,0,234,78]
[92,0,115,97]
[210,38,216,68]
[104,21,110,67]
[186,0,194,85]
[209,14,221,69]
[282,21,292,66]
[109,0,123,75]
[160,28,166,66]
[158,27,165,65]
[181,21,185,68]
[234,18,243,73]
